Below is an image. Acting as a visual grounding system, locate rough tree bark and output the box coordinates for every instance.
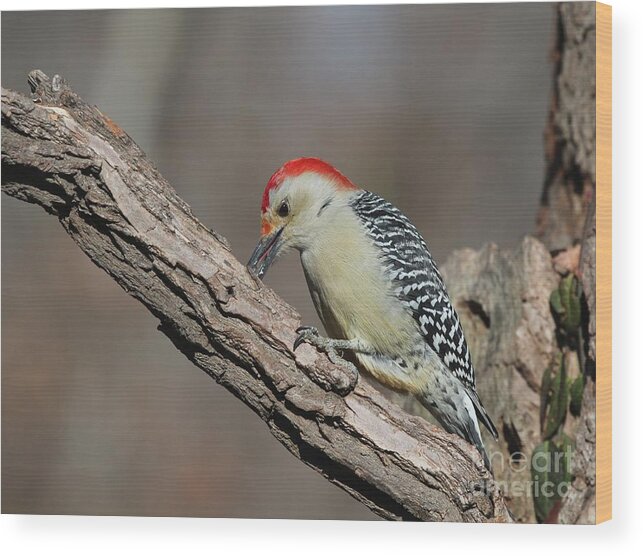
[1,71,511,523]
[441,238,559,522]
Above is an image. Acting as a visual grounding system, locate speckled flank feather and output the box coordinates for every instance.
[350,190,498,440]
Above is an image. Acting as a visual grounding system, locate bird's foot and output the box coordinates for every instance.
[293,326,359,394]
[293,326,324,351]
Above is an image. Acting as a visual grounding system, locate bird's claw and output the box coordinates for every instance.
[293,326,320,351]
[293,325,359,396]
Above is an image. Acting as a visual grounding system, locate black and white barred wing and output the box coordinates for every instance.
[350,191,476,388]
[350,191,498,438]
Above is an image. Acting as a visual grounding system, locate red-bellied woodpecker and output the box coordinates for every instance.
[247,157,498,468]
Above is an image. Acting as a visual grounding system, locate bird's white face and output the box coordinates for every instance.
[247,172,349,278]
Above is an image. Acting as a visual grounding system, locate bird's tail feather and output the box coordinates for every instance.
[417,388,493,472]
[468,390,499,440]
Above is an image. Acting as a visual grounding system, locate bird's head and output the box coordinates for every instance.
[247,157,359,278]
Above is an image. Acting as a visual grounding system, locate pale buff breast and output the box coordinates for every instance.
[299,216,420,359]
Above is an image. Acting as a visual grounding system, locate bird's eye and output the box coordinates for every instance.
[278,200,290,217]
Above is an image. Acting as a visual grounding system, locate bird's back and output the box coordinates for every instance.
[349,190,498,440]
[349,191,475,385]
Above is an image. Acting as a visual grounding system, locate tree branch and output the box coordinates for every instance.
[1,71,510,522]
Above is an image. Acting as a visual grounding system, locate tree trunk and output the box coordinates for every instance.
[536,2,598,524]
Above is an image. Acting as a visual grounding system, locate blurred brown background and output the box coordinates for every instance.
[2,4,554,518]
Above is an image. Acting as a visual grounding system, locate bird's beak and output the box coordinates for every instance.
[247,226,284,279]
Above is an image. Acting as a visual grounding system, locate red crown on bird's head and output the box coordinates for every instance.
[261,157,357,213]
